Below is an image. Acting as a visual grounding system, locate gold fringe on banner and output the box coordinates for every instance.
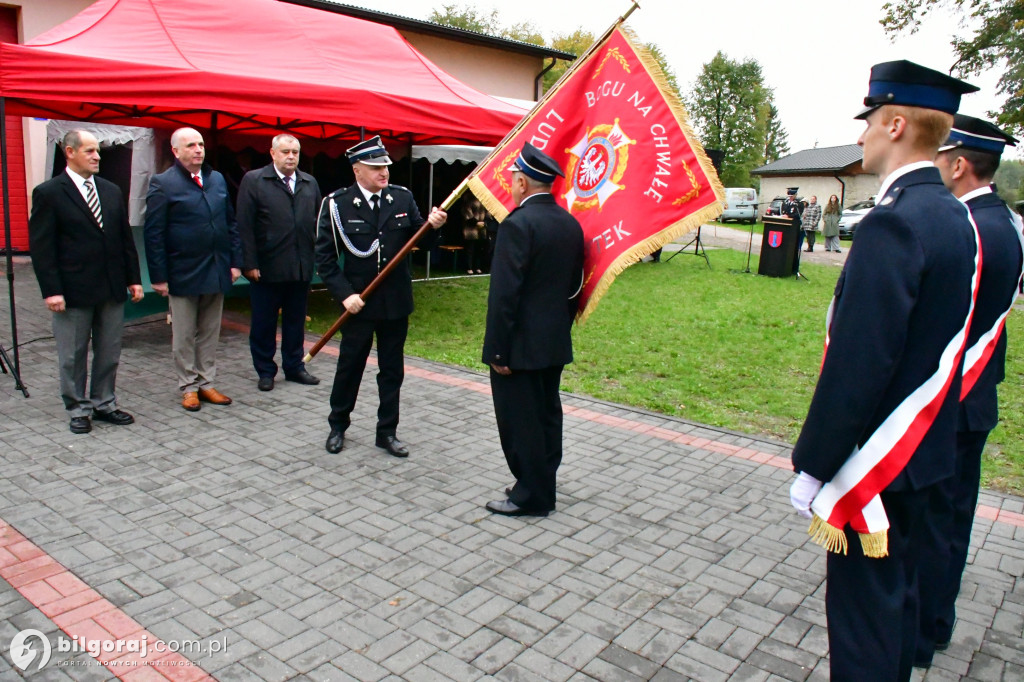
[808,514,848,555]
[574,26,725,324]
[858,530,889,558]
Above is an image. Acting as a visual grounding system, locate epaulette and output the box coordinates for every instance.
[388,184,412,194]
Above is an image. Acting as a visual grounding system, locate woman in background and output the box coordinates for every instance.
[822,194,842,253]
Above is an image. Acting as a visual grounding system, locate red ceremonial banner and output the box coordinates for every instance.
[467,26,724,322]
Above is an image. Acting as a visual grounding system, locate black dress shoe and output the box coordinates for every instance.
[485,499,550,517]
[375,435,409,458]
[285,369,320,385]
[69,416,91,434]
[93,409,135,426]
[257,376,274,391]
[325,429,344,454]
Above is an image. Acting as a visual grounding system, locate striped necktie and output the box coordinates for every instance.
[83,180,103,230]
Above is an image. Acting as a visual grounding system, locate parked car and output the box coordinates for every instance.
[763,196,784,218]
[720,187,758,224]
[838,198,876,240]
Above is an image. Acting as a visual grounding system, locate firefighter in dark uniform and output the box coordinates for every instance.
[916,115,1023,667]
[781,187,803,274]
[314,136,446,456]
[482,143,584,517]
[787,61,979,682]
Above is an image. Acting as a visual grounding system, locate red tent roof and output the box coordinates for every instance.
[0,0,526,145]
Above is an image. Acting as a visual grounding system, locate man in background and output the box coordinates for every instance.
[802,195,821,252]
[29,129,143,434]
[145,127,242,412]
[482,143,584,517]
[916,114,1023,668]
[237,134,322,392]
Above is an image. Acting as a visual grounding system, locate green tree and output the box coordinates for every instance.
[428,4,501,34]
[994,158,1023,205]
[687,51,780,188]
[881,0,1024,134]
[543,28,595,92]
[761,102,790,163]
[502,20,545,46]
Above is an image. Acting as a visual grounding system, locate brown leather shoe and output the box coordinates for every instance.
[197,387,232,405]
[182,392,201,412]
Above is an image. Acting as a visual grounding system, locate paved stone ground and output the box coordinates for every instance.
[1,253,1022,681]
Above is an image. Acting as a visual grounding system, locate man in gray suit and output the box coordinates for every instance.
[29,130,143,434]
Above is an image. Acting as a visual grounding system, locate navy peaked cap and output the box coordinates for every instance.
[939,114,1018,155]
[346,135,392,166]
[855,60,979,120]
[507,142,564,183]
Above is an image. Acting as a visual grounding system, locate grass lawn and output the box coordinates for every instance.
[243,246,1024,495]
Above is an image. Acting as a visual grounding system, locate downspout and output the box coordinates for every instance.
[833,172,846,206]
[534,57,558,100]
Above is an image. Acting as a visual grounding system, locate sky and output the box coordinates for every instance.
[363,0,1020,160]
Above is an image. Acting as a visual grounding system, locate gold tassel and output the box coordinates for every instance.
[808,514,848,555]
[858,530,889,558]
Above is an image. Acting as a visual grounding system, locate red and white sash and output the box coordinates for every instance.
[961,208,1024,398]
[808,208,982,557]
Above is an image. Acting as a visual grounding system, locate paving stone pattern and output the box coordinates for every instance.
[1,257,1022,681]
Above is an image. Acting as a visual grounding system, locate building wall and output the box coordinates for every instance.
[399,32,544,101]
[759,172,880,211]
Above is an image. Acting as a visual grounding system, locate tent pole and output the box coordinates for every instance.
[426,162,433,280]
[0,97,28,397]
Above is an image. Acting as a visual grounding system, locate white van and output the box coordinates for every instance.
[720,187,758,224]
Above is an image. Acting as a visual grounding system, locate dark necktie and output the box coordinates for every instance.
[371,194,380,224]
[283,175,293,194]
[83,180,103,229]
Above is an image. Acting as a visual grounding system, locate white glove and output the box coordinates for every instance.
[790,472,823,519]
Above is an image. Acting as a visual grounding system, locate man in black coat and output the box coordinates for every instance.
[788,61,979,681]
[781,187,804,273]
[237,134,322,391]
[482,143,584,517]
[144,127,242,412]
[314,136,446,456]
[916,115,1024,667]
[29,129,143,434]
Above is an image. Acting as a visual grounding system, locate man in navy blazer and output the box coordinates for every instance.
[144,128,242,412]
[916,115,1024,667]
[482,143,584,517]
[788,61,979,681]
[29,130,143,434]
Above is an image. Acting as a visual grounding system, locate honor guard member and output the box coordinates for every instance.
[916,115,1023,668]
[483,143,584,517]
[787,60,979,682]
[780,187,804,274]
[314,136,446,456]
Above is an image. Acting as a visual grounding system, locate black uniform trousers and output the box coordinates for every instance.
[249,280,310,379]
[916,429,988,662]
[826,487,931,682]
[328,315,407,436]
[490,365,564,512]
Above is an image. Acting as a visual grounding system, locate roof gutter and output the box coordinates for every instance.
[535,58,558,100]
[833,172,846,206]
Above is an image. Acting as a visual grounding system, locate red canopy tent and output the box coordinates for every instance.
[0,0,525,143]
[0,0,528,394]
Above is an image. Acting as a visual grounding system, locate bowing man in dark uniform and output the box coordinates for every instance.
[916,116,1024,667]
[29,130,143,434]
[787,61,980,682]
[315,136,446,456]
[237,134,323,392]
[483,143,584,517]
